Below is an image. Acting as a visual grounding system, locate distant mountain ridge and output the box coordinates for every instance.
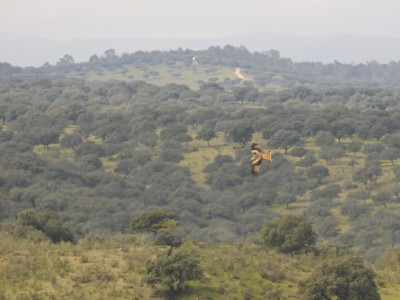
[1,32,400,67]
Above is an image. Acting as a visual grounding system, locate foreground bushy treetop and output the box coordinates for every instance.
[9,210,74,243]
[130,210,177,234]
[261,215,317,256]
[143,249,203,293]
[299,252,380,300]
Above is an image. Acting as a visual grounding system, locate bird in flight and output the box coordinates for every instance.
[251,143,272,176]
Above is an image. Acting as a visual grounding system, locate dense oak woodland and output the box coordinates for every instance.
[1,75,400,265]
[2,47,400,298]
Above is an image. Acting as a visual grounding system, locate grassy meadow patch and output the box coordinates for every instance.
[1,233,400,299]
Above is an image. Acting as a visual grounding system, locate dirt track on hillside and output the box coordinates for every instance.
[235,68,252,81]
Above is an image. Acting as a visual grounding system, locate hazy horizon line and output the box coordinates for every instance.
[3,31,400,42]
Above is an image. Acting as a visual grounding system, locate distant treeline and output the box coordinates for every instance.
[2,45,400,89]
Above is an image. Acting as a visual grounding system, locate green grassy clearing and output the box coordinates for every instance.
[65,63,273,92]
[1,233,400,299]
[83,63,231,89]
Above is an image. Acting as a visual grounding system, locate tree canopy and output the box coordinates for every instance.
[228,122,254,147]
[130,210,177,234]
[261,215,317,256]
[267,129,303,154]
[299,254,380,300]
[143,250,203,293]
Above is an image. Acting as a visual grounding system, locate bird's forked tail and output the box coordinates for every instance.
[262,151,272,162]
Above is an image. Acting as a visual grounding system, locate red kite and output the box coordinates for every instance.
[251,143,272,176]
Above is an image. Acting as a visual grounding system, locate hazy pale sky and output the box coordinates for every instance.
[1,0,400,40]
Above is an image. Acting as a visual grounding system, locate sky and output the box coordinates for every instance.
[2,0,400,40]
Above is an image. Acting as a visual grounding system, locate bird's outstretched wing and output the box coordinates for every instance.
[251,159,262,176]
